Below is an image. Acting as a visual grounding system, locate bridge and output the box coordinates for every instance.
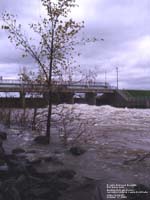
[0,79,150,108]
[0,79,114,93]
[0,79,115,107]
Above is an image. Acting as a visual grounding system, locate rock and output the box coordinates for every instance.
[26,150,36,154]
[0,139,5,159]
[0,163,9,178]
[5,153,17,161]
[69,146,86,156]
[126,184,150,200]
[0,194,3,200]
[42,155,63,165]
[34,136,49,145]
[0,157,71,200]
[0,132,7,140]
[0,140,75,200]
[26,153,42,165]
[0,159,6,166]
[28,157,42,165]
[60,179,103,200]
[30,187,52,198]
[12,148,26,154]
[0,146,5,159]
[0,138,2,146]
[5,154,33,175]
[57,169,76,179]
[0,164,9,172]
[15,174,30,194]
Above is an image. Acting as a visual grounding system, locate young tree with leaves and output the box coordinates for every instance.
[1,0,84,143]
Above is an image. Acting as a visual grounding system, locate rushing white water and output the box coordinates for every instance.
[3,104,150,197]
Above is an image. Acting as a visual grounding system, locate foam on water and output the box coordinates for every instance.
[3,104,150,188]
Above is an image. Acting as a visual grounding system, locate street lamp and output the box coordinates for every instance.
[105,70,107,86]
[116,67,119,89]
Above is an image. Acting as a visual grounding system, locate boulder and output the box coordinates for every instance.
[0,139,5,159]
[69,146,86,156]
[0,159,6,166]
[0,163,9,178]
[12,148,26,154]
[0,164,9,172]
[0,155,72,200]
[28,157,42,165]
[5,153,17,160]
[15,174,30,194]
[42,155,63,165]
[126,184,150,200]
[60,179,103,200]
[57,169,76,179]
[26,150,36,154]
[5,154,32,175]
[0,194,3,200]
[34,136,49,145]
[0,146,5,159]
[0,132,7,140]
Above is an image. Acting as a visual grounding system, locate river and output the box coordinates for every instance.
[2,104,150,199]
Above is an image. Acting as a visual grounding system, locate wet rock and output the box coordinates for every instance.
[28,157,42,165]
[0,156,71,200]
[0,194,3,200]
[12,148,26,154]
[0,139,79,200]
[0,139,5,159]
[0,163,9,171]
[0,159,5,166]
[29,177,68,200]
[34,136,49,145]
[57,169,76,179]
[5,153,17,161]
[126,184,150,200]
[60,179,103,200]
[26,153,42,165]
[0,146,5,159]
[5,154,32,175]
[0,163,9,177]
[0,132,7,140]
[15,174,30,196]
[26,150,36,154]
[42,155,63,165]
[69,146,86,156]
[30,187,52,198]
[0,178,22,200]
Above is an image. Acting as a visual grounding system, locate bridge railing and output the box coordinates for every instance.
[0,79,22,84]
[0,79,113,88]
[0,79,115,89]
[55,81,113,89]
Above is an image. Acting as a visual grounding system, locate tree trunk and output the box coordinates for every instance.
[46,90,52,142]
[6,109,11,128]
[32,107,37,130]
[46,22,55,143]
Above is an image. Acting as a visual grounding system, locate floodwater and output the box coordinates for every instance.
[2,104,150,199]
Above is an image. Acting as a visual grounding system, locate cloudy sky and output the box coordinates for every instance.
[1,0,150,89]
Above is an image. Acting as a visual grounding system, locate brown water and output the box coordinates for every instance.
[2,104,150,199]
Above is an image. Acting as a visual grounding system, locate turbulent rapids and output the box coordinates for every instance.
[2,104,150,199]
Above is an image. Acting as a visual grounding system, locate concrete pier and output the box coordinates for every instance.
[85,93,97,105]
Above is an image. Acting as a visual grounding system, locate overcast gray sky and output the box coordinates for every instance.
[1,0,150,89]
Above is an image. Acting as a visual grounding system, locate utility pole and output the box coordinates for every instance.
[105,70,107,86]
[116,67,118,89]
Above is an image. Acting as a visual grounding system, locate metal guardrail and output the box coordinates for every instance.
[0,79,22,84]
[0,79,113,89]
